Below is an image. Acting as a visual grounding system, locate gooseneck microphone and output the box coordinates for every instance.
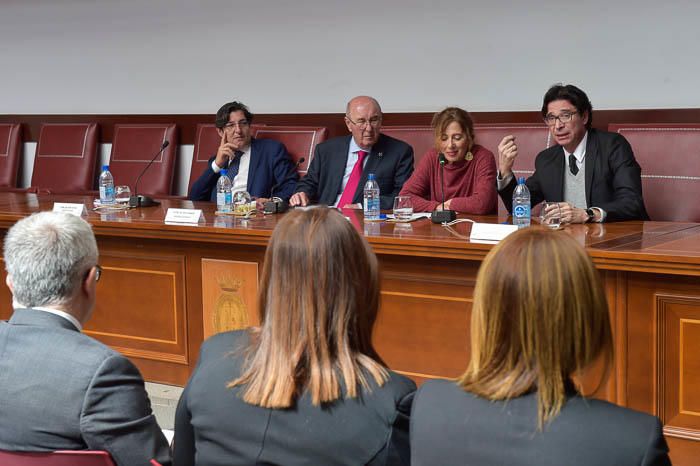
[263,157,305,214]
[431,153,457,224]
[129,140,170,208]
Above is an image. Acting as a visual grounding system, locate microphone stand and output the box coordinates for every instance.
[129,140,170,208]
[431,153,457,224]
[263,157,305,214]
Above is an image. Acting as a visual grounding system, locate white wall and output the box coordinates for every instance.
[2,0,699,114]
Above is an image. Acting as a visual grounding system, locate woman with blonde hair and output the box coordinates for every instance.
[410,228,670,465]
[174,208,415,466]
[399,106,497,214]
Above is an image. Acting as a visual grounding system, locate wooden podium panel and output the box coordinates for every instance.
[0,194,698,464]
[201,258,259,339]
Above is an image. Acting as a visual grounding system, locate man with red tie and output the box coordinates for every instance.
[289,96,414,209]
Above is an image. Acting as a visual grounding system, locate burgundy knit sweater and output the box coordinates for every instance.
[399,144,497,214]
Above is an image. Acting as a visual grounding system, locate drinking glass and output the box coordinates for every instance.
[115,185,131,204]
[393,196,414,221]
[540,201,561,229]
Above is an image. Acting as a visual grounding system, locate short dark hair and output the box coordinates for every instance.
[541,84,593,129]
[215,101,254,129]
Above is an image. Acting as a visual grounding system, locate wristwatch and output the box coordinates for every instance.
[585,208,596,223]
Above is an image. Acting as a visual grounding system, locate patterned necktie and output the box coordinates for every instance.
[569,153,579,176]
[228,150,245,179]
[337,150,368,208]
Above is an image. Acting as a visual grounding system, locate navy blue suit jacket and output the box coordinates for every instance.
[295,134,414,210]
[189,138,298,202]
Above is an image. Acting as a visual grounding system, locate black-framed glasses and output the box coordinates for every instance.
[346,115,382,129]
[94,265,102,282]
[223,120,250,130]
[543,111,578,126]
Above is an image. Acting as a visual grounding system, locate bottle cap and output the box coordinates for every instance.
[102,165,109,171]
[518,177,525,184]
[368,173,376,180]
[221,169,228,176]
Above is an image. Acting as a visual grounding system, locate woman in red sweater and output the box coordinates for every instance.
[399,107,497,214]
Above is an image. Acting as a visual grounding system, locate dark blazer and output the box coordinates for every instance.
[0,309,171,466]
[411,379,671,466]
[189,138,298,202]
[499,129,649,221]
[174,330,416,466]
[295,134,414,210]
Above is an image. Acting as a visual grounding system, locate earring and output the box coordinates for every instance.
[465,151,473,161]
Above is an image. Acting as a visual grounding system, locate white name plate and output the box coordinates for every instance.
[164,208,204,224]
[469,222,518,243]
[53,203,87,216]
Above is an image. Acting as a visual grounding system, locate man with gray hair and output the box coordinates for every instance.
[0,212,171,465]
[290,95,414,209]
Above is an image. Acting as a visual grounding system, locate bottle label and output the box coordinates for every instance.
[513,204,530,218]
[99,186,115,204]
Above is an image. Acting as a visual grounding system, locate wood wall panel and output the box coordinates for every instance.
[4,108,700,144]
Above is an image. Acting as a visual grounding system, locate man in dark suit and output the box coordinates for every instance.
[289,96,414,210]
[0,212,171,466]
[497,84,648,223]
[189,101,298,208]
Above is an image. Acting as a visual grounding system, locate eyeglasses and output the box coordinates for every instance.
[543,111,578,126]
[94,265,102,282]
[346,115,382,129]
[223,120,250,130]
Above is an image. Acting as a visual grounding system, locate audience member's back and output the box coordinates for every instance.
[411,379,668,465]
[0,212,170,466]
[410,228,671,466]
[174,208,416,466]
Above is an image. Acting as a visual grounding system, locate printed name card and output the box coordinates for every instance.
[469,222,518,243]
[164,208,204,224]
[53,203,87,216]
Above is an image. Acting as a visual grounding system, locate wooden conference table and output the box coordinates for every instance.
[0,192,698,463]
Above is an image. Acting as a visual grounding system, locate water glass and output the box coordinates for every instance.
[540,201,561,229]
[393,196,414,221]
[115,185,131,204]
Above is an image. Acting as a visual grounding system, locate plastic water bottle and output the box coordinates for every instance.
[363,173,380,221]
[512,177,531,228]
[216,169,233,212]
[98,165,115,205]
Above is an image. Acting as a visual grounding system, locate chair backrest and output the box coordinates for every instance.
[31,123,99,194]
[380,126,434,167]
[0,123,22,188]
[474,124,552,216]
[609,124,700,222]
[109,124,178,197]
[188,123,266,194]
[0,449,116,466]
[252,125,328,177]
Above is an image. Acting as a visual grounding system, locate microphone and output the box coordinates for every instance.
[129,140,170,208]
[263,157,305,214]
[431,153,457,224]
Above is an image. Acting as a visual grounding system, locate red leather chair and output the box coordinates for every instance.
[609,124,700,222]
[30,123,99,194]
[109,124,178,197]
[252,125,328,177]
[380,126,434,167]
[0,449,116,465]
[474,124,552,216]
[0,123,22,189]
[188,123,266,194]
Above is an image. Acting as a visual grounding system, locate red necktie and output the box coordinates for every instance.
[337,150,367,208]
